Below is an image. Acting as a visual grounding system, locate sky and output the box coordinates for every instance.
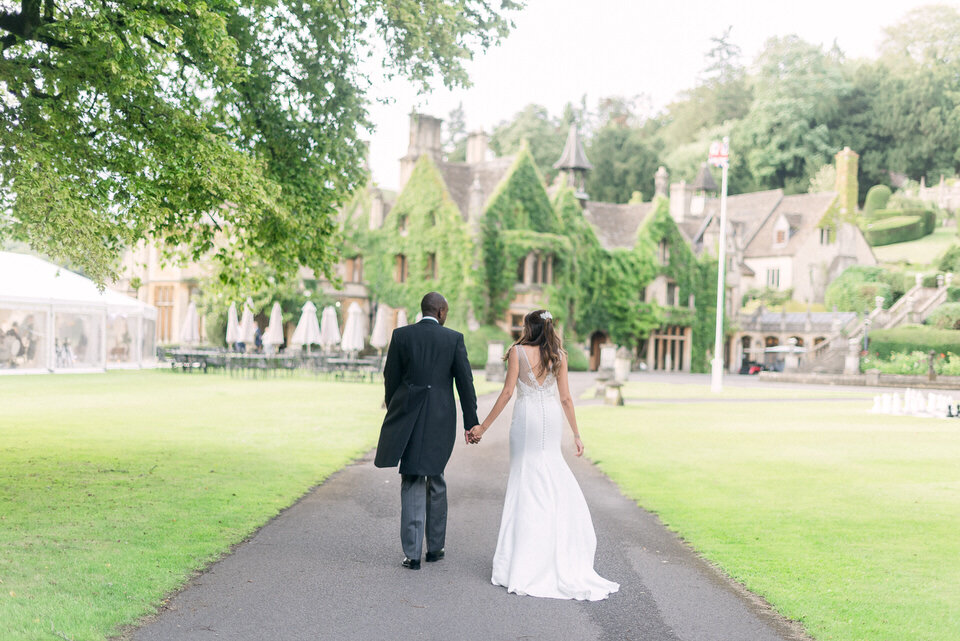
[363,0,948,191]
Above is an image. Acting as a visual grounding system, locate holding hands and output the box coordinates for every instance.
[465,424,486,444]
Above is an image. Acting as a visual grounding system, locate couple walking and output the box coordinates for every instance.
[375,292,618,601]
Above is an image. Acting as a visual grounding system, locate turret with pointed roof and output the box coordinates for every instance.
[553,123,592,200]
[692,162,719,193]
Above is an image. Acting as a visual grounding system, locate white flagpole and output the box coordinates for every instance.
[711,138,730,393]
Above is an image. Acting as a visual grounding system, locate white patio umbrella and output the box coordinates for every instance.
[239,297,257,345]
[290,301,322,352]
[341,302,366,353]
[179,301,200,345]
[262,302,285,350]
[370,305,391,351]
[319,305,341,352]
[225,302,240,346]
[395,309,408,329]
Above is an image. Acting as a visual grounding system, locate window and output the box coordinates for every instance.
[395,254,408,283]
[517,258,526,284]
[353,255,363,282]
[658,239,670,265]
[397,214,408,234]
[766,268,780,288]
[819,228,833,245]
[154,285,175,343]
[666,282,678,306]
[543,254,554,285]
[775,229,786,245]
[425,253,437,280]
[639,287,646,303]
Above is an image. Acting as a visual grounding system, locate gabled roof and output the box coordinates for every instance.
[744,192,838,258]
[553,124,593,171]
[437,157,515,220]
[692,163,719,192]
[693,189,785,248]
[582,201,654,249]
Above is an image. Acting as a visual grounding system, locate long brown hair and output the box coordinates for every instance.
[504,309,565,376]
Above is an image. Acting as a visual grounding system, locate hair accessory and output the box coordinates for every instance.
[540,311,553,321]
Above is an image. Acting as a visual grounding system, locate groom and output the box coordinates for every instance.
[375,292,479,570]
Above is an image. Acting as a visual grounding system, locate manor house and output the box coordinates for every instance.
[119,111,876,373]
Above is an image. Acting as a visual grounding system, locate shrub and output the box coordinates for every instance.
[863,185,892,215]
[863,214,925,246]
[860,350,960,376]
[463,324,513,369]
[867,324,960,358]
[926,302,960,330]
[923,273,941,288]
[565,339,589,372]
[947,286,960,302]
[938,245,960,274]
[825,265,897,312]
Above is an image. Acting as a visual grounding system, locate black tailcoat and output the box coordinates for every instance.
[374,319,479,476]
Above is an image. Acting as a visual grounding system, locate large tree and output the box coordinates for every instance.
[0,0,519,286]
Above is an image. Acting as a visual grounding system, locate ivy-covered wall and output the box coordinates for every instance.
[635,197,720,372]
[351,149,716,371]
[362,155,475,328]
[480,146,569,323]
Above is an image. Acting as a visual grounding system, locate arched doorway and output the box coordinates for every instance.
[588,331,608,371]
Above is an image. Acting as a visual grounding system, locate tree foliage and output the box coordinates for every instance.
[0,0,518,286]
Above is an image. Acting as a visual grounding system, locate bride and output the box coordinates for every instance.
[468,310,619,601]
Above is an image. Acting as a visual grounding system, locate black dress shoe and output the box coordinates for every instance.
[401,557,421,570]
[425,549,444,563]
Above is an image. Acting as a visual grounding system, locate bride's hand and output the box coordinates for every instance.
[574,436,584,457]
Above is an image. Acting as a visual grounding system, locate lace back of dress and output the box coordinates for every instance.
[515,345,555,392]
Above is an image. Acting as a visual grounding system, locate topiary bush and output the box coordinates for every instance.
[867,324,960,358]
[463,324,513,369]
[926,302,960,330]
[863,184,892,215]
[863,214,925,246]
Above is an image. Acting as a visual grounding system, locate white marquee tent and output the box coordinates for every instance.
[0,251,158,374]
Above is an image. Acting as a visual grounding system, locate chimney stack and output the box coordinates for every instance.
[466,130,489,164]
[834,147,859,220]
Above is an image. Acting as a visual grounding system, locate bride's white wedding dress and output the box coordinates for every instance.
[490,346,620,600]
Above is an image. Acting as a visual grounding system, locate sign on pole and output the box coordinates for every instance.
[708,139,729,168]
[710,137,730,393]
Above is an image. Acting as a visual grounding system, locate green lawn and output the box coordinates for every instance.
[873,225,958,266]
[579,396,960,641]
[0,371,386,641]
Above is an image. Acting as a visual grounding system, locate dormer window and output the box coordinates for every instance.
[772,216,791,248]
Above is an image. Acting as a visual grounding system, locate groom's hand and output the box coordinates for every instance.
[464,425,479,444]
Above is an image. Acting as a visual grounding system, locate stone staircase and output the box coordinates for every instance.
[802,274,951,374]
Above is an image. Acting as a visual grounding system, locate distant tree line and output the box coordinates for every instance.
[445,5,960,205]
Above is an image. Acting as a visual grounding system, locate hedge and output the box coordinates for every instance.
[464,324,514,369]
[867,324,960,358]
[863,214,925,246]
[925,302,960,330]
[867,208,936,232]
